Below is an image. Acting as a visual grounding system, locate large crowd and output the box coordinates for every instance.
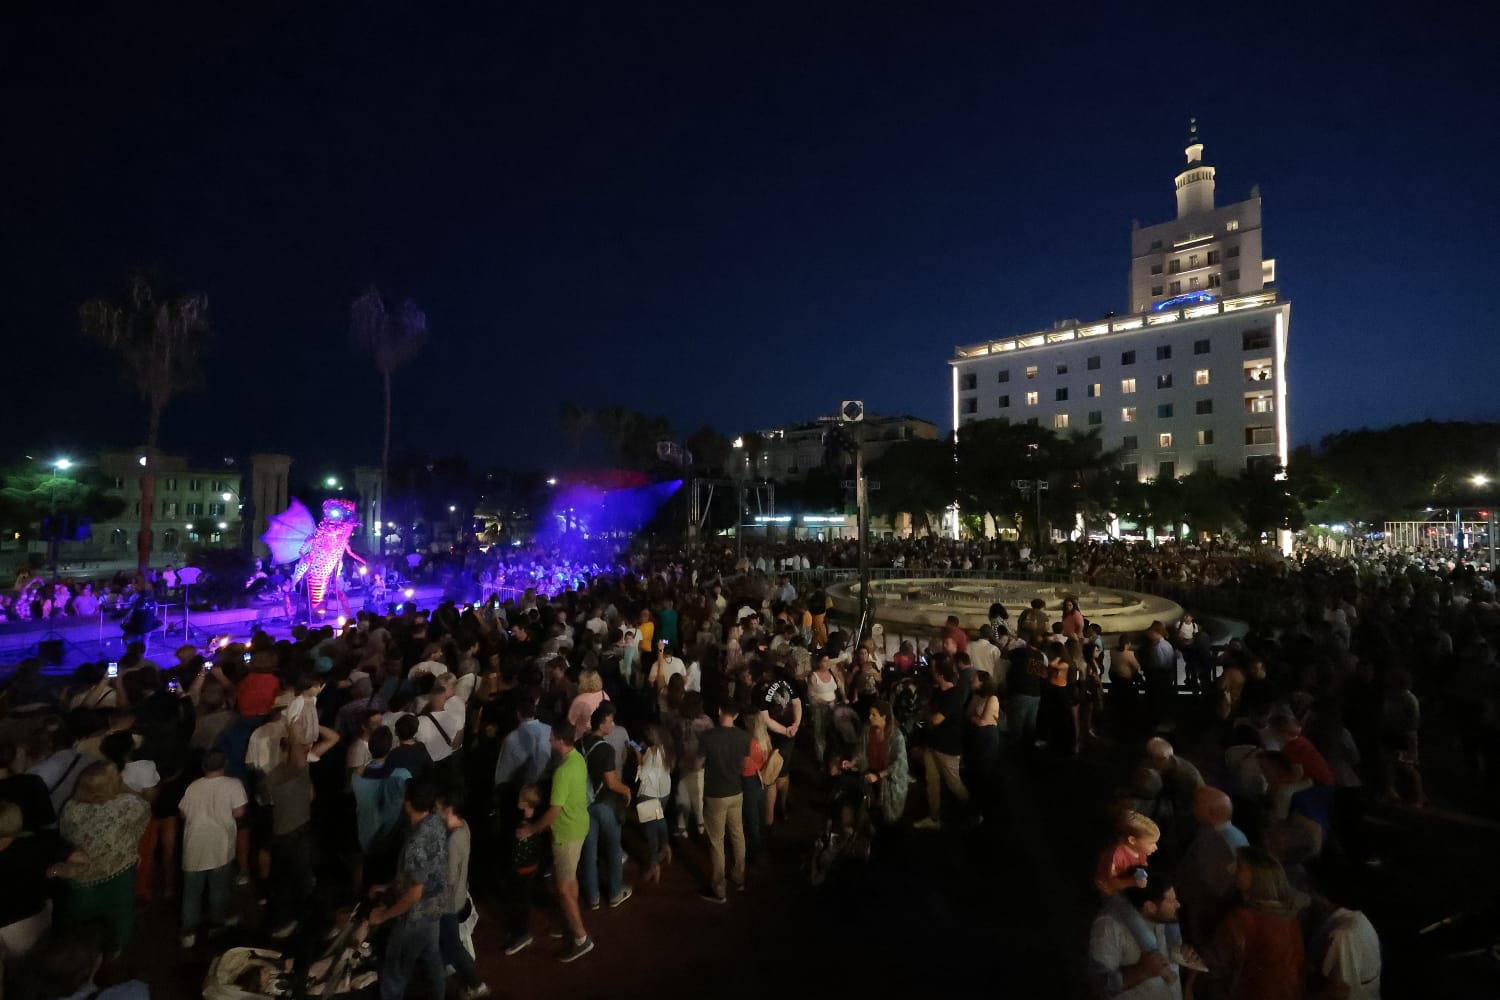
[0,534,1494,999]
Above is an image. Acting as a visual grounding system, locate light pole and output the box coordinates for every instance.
[1475,472,1496,571]
[1013,478,1048,554]
[732,438,746,564]
[47,457,73,578]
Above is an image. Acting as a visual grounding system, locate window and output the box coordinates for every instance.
[1156,345,1171,361]
[1245,364,1273,382]
[1159,433,1174,449]
[1157,461,1176,480]
[188,479,202,492]
[211,480,225,492]
[1245,425,1277,446]
[1188,254,1200,269]
[1150,263,1163,275]
[162,501,179,517]
[1227,245,1240,258]
[1025,365,1038,380]
[1225,219,1239,232]
[1087,355,1101,370]
[1169,281,1182,294]
[1121,351,1136,365]
[133,501,141,515]
[998,395,1011,408]
[1056,363,1068,375]
[1169,260,1182,274]
[959,372,977,390]
[1121,378,1137,394]
[1151,285,1163,296]
[1207,273,1222,288]
[997,370,1010,383]
[1027,417,1039,427]
[1087,383,1101,398]
[185,502,202,516]
[1194,338,1211,355]
[1195,399,1213,415]
[1189,276,1200,289]
[1227,268,1240,281]
[1122,407,1137,423]
[208,502,226,517]
[961,398,978,415]
[1247,455,1279,474]
[1242,329,1272,351]
[1025,391,1039,405]
[1246,395,1274,414]
[1157,373,1173,389]
[1088,410,1102,425]
[164,478,178,491]
[1195,369,1210,385]
[1054,414,1070,429]
[1123,435,1138,450]
[1055,388,1068,402]
[1207,250,1220,265]
[1122,462,1140,481]
[1157,403,1174,418]
[112,476,125,489]
[1197,429,1214,446]
[1197,459,1216,473]
[1150,239,1163,250]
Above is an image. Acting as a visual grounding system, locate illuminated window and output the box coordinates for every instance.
[1157,373,1173,389]
[1055,388,1068,402]
[1246,395,1274,414]
[1195,399,1213,415]
[162,501,179,517]
[1189,276,1200,290]
[1225,219,1239,232]
[1123,435,1138,450]
[1121,378,1136,394]
[1197,429,1214,445]
[1087,356,1101,370]
[998,370,1010,383]
[1195,369,1210,385]
[1025,391,1038,406]
[1087,383,1101,398]
[1054,414,1070,429]
[1025,365,1038,379]
[1122,407,1137,423]
[999,395,1010,408]
[1246,425,1276,445]
[1159,433,1173,448]
[1157,404,1174,418]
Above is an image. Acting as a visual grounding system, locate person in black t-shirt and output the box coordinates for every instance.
[577,703,633,910]
[913,659,970,831]
[1006,642,1046,747]
[754,665,801,829]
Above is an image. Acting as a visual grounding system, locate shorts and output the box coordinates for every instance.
[551,838,584,883]
[770,734,794,772]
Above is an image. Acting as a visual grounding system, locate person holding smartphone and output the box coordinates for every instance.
[649,641,688,715]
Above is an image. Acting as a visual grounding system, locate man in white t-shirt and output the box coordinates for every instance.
[415,676,466,764]
[968,626,1003,679]
[178,750,248,947]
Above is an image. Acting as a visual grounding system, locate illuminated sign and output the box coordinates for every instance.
[1152,290,1217,312]
[752,515,792,523]
[802,515,847,524]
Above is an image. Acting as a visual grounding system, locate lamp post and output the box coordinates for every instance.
[47,457,73,578]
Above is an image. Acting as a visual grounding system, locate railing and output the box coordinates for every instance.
[783,567,1077,589]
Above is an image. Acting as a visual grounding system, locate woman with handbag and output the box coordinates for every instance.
[636,725,674,885]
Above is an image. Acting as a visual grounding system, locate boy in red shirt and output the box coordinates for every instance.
[1095,810,1160,896]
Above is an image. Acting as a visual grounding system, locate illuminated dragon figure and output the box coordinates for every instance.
[261,498,367,615]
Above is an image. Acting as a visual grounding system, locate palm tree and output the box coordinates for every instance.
[80,272,210,572]
[350,287,428,533]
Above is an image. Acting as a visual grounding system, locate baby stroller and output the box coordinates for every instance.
[204,904,379,1000]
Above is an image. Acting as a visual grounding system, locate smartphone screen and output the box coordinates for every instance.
[243,652,252,663]
[107,662,119,678]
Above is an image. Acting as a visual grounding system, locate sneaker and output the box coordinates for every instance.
[179,933,196,949]
[913,817,942,831]
[608,887,633,908]
[235,872,251,887]
[503,934,533,956]
[700,891,727,904]
[464,985,492,1000]
[547,929,566,940]
[587,898,601,911]
[559,937,594,963]
[732,881,746,894]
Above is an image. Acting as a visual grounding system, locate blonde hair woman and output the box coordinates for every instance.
[59,761,150,957]
[567,669,610,741]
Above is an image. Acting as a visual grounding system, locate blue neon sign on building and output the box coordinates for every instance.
[1152,290,1218,312]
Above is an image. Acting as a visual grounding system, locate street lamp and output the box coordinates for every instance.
[325,476,339,488]
[46,458,73,578]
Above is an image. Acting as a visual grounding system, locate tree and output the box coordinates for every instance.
[1237,466,1304,540]
[685,425,732,475]
[556,402,595,456]
[350,287,428,527]
[81,271,210,572]
[1178,471,1241,535]
[866,437,954,535]
[0,466,127,572]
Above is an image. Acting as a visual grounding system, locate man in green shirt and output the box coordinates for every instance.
[517,720,593,962]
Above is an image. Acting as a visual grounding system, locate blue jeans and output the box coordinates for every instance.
[578,801,622,906]
[439,911,481,988]
[638,798,668,864]
[181,863,233,933]
[1006,694,1041,745]
[380,917,442,1000]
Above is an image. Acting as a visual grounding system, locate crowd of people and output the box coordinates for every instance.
[0,533,1493,998]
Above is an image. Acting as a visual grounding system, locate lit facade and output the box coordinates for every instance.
[92,451,245,552]
[726,414,939,483]
[950,123,1290,484]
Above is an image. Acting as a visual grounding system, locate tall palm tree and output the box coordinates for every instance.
[350,287,428,535]
[81,272,210,572]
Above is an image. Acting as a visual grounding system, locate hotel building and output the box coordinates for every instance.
[950,123,1289,483]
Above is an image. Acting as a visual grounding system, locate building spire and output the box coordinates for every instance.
[1187,116,1200,148]
[1175,117,1215,217]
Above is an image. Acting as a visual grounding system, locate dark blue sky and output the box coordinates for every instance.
[5,3,1497,472]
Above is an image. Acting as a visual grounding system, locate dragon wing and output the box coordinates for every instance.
[260,498,319,566]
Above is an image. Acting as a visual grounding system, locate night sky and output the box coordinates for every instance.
[6,4,1497,474]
